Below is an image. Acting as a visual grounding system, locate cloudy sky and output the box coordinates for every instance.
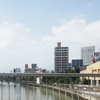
[0,0,100,72]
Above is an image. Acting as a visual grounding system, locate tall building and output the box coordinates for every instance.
[31,64,37,69]
[25,64,28,70]
[68,63,72,71]
[54,42,69,73]
[25,63,37,73]
[72,59,83,68]
[81,46,95,65]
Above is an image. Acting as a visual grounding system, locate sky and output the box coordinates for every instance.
[0,0,100,72]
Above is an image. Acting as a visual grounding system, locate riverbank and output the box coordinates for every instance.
[21,82,90,100]
[41,84,89,100]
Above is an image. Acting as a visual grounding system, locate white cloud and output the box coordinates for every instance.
[43,18,100,44]
[0,20,39,72]
[42,18,100,63]
[41,43,50,52]
[46,19,87,43]
[0,17,100,72]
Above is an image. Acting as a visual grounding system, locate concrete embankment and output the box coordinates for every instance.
[21,82,89,100]
[41,84,89,100]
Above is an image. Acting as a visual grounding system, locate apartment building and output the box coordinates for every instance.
[54,42,69,73]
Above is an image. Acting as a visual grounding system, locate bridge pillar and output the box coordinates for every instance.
[16,83,21,100]
[91,80,93,86]
[36,77,40,84]
[96,80,99,86]
[0,76,3,82]
[16,77,20,83]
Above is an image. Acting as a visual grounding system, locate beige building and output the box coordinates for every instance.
[80,62,100,86]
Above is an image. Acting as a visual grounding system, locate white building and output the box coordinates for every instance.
[81,46,95,66]
[13,68,21,73]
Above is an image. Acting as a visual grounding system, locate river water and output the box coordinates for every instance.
[0,82,77,100]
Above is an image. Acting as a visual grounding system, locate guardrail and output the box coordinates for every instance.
[0,73,100,77]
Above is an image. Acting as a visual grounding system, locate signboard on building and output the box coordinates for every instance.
[93,52,100,62]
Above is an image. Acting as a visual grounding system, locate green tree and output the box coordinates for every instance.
[83,78,88,84]
[74,78,81,84]
[65,77,70,84]
[75,68,80,73]
[70,69,76,73]
[65,70,69,73]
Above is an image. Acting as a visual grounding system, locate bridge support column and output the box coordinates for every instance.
[36,77,40,84]
[96,80,99,86]
[91,80,93,86]
[16,77,20,83]
[16,77,21,100]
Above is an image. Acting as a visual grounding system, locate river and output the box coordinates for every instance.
[0,82,77,100]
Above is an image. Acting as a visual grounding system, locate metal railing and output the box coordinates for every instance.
[0,73,100,100]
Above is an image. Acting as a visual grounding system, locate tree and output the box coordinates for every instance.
[70,69,76,73]
[65,69,69,73]
[75,68,80,73]
[74,78,81,84]
[83,78,88,84]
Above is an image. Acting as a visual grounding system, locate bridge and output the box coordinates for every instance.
[0,73,100,77]
[0,73,100,100]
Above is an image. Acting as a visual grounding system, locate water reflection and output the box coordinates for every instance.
[16,83,21,100]
[0,82,16,100]
[21,84,77,100]
[0,82,77,100]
